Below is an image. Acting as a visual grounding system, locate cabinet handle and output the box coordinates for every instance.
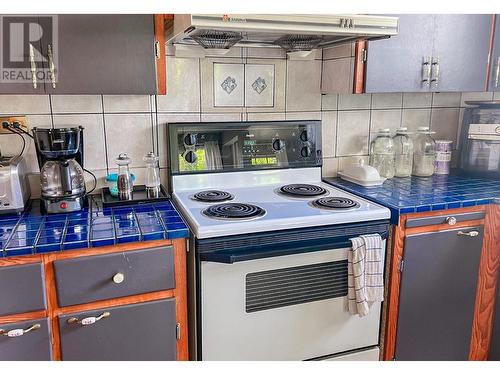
[29,43,37,89]
[0,323,41,338]
[495,56,500,88]
[457,230,479,237]
[430,57,440,86]
[422,56,431,86]
[67,311,111,326]
[47,44,56,89]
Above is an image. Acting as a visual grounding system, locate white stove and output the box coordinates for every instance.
[168,120,390,361]
[172,168,390,238]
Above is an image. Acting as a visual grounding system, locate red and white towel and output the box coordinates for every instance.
[348,234,384,317]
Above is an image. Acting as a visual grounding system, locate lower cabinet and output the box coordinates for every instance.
[58,298,177,360]
[489,277,500,360]
[0,318,52,361]
[395,226,484,360]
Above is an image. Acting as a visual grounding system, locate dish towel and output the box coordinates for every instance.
[347,234,384,317]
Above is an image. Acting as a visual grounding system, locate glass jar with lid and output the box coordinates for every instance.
[115,153,133,200]
[392,127,413,177]
[412,127,436,177]
[369,128,395,179]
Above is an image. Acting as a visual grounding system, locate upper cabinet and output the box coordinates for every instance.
[365,14,493,93]
[488,15,500,92]
[0,15,166,95]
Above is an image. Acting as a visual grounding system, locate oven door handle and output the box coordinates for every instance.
[199,240,358,264]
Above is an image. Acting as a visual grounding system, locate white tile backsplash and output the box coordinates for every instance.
[401,108,431,132]
[432,92,461,108]
[103,95,151,113]
[321,111,337,158]
[245,64,275,107]
[338,93,371,110]
[286,60,322,111]
[371,93,403,110]
[402,93,432,108]
[370,109,402,136]
[336,110,370,157]
[51,95,102,114]
[430,108,460,147]
[104,113,153,168]
[156,57,201,113]
[213,63,245,107]
[0,95,51,115]
[53,114,107,170]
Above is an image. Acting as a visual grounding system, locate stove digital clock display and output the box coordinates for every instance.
[244,140,257,146]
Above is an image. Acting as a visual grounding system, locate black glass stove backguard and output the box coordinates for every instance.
[168,120,322,175]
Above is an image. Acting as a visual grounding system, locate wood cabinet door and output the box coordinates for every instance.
[431,14,492,92]
[395,226,484,360]
[365,14,435,93]
[0,15,46,94]
[58,298,177,360]
[0,318,52,360]
[44,15,157,94]
[488,15,500,91]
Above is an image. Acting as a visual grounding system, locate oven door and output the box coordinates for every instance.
[200,240,385,361]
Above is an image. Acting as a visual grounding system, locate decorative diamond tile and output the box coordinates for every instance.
[221,76,237,94]
[252,77,267,94]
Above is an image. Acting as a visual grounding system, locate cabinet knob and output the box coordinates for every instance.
[445,216,457,225]
[112,272,125,284]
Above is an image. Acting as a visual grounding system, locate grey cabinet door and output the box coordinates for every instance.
[45,15,156,94]
[58,298,177,360]
[488,16,500,91]
[395,226,484,360]
[365,14,435,93]
[0,318,52,360]
[0,262,46,316]
[431,15,492,92]
[0,15,46,94]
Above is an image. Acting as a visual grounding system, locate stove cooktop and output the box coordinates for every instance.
[172,168,390,239]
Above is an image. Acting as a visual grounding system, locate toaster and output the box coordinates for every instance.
[0,155,31,214]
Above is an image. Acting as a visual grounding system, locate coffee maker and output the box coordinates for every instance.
[33,126,87,213]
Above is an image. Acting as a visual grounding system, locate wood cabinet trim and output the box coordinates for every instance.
[404,205,487,222]
[154,14,168,95]
[353,40,366,94]
[0,310,47,325]
[469,204,500,360]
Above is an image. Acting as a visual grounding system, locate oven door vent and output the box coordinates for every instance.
[245,260,347,313]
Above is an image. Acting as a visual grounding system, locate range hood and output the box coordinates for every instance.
[166,14,399,58]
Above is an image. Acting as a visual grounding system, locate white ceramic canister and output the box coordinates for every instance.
[434,140,453,175]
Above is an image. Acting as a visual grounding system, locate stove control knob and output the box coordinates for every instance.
[184,151,197,164]
[183,133,197,146]
[300,130,309,142]
[300,146,312,158]
[272,138,284,151]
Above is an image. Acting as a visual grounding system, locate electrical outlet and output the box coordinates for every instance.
[0,116,29,134]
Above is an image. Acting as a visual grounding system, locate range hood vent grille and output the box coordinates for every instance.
[274,34,323,52]
[190,29,243,49]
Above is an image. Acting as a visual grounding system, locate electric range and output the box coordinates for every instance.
[168,120,390,361]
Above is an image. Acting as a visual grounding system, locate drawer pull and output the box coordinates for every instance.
[446,216,457,225]
[112,272,125,284]
[67,311,111,326]
[457,230,479,237]
[0,323,41,338]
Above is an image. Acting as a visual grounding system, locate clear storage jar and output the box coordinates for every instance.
[369,128,395,179]
[412,127,436,177]
[392,127,413,177]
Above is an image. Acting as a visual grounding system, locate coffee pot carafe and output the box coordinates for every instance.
[33,126,87,213]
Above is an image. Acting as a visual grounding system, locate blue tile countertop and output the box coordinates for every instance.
[0,198,189,258]
[324,173,500,224]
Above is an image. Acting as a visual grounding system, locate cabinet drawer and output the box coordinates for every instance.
[54,246,175,307]
[405,211,485,228]
[0,318,52,360]
[0,263,46,316]
[58,298,177,360]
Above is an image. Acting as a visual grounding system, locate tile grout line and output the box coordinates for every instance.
[100,95,110,175]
